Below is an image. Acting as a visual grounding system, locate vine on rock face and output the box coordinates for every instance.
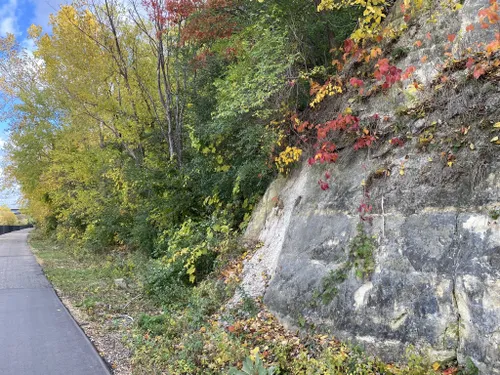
[283,0,500,202]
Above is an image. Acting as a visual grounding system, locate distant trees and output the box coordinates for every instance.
[0,206,18,225]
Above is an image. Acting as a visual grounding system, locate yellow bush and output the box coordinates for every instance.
[0,206,18,225]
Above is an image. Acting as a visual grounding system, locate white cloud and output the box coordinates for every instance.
[0,0,19,36]
[0,17,15,35]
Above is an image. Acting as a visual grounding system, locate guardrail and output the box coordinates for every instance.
[0,225,33,235]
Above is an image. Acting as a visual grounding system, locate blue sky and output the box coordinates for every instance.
[1,0,66,206]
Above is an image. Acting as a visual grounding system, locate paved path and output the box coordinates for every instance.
[0,229,111,375]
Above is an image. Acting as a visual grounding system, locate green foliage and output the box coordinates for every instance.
[229,355,276,375]
[463,358,479,375]
[316,223,377,305]
[320,267,348,304]
[137,313,169,336]
[350,223,377,279]
[391,46,410,60]
[489,209,500,221]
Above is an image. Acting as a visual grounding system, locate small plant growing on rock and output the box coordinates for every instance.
[489,209,500,221]
[350,223,377,279]
[320,267,348,304]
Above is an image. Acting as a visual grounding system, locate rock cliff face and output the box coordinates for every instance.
[241,0,500,372]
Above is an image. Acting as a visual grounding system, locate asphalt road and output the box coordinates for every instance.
[0,229,111,375]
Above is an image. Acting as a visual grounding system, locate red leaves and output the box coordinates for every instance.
[143,0,203,30]
[318,169,332,190]
[466,24,475,32]
[143,0,237,43]
[182,0,237,43]
[318,180,330,190]
[374,59,402,89]
[354,135,376,150]
[466,57,475,69]
[318,114,360,139]
[389,137,405,147]
[313,142,339,164]
[349,77,364,88]
[447,34,456,43]
[344,38,355,54]
[358,203,373,216]
[358,191,373,223]
[306,114,363,167]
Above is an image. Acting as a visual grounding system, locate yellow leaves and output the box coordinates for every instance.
[432,362,441,371]
[318,0,387,42]
[419,133,434,145]
[275,146,303,174]
[310,80,343,108]
[27,24,42,39]
[249,346,260,361]
[491,121,500,144]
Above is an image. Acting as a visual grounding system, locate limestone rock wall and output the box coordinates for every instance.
[240,0,500,372]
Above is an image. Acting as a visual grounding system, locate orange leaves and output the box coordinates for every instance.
[447,34,456,43]
[414,40,423,47]
[370,47,382,59]
[332,59,344,72]
[479,0,499,28]
[466,24,475,32]
[485,33,500,55]
[402,65,416,80]
[309,80,321,96]
[420,55,428,63]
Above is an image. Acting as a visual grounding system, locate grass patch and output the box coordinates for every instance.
[30,231,152,321]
